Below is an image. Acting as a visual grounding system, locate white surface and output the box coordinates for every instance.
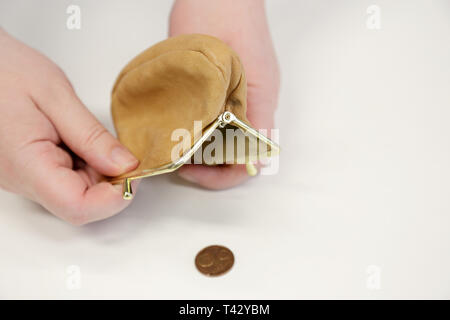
[1,0,449,299]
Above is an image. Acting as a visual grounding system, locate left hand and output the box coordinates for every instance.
[169,0,280,189]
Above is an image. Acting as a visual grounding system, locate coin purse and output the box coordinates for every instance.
[109,34,279,199]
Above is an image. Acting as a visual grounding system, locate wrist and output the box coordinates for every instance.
[170,0,267,38]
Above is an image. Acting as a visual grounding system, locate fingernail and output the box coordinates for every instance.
[111,146,138,170]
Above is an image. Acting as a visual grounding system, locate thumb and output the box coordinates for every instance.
[34,83,139,177]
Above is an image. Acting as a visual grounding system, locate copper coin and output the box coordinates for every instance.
[195,245,234,276]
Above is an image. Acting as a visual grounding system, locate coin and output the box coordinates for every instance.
[195,245,234,276]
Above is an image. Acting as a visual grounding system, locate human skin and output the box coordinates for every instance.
[0,28,139,225]
[0,0,279,225]
[170,0,280,189]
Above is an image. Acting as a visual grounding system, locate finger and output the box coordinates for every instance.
[177,164,252,190]
[23,141,136,225]
[246,85,277,133]
[33,82,138,177]
[75,161,141,196]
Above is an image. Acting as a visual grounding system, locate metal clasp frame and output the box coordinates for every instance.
[115,111,280,200]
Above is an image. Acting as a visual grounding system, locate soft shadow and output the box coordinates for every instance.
[79,172,248,244]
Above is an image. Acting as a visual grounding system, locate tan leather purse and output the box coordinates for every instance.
[109,34,279,199]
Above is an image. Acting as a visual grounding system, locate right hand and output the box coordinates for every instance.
[0,29,139,225]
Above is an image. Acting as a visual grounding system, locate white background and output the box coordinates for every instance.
[0,0,449,299]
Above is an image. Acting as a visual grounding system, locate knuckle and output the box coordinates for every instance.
[82,123,109,150]
[50,194,88,226]
[36,76,75,107]
[50,78,75,101]
[66,214,88,227]
[62,203,89,226]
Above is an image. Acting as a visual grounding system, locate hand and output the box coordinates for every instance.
[0,29,139,225]
[169,0,280,189]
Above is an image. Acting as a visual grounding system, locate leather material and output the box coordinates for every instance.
[111,34,251,180]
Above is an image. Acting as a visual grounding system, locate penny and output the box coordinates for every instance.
[195,245,234,276]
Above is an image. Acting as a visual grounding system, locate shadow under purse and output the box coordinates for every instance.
[108,34,280,199]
